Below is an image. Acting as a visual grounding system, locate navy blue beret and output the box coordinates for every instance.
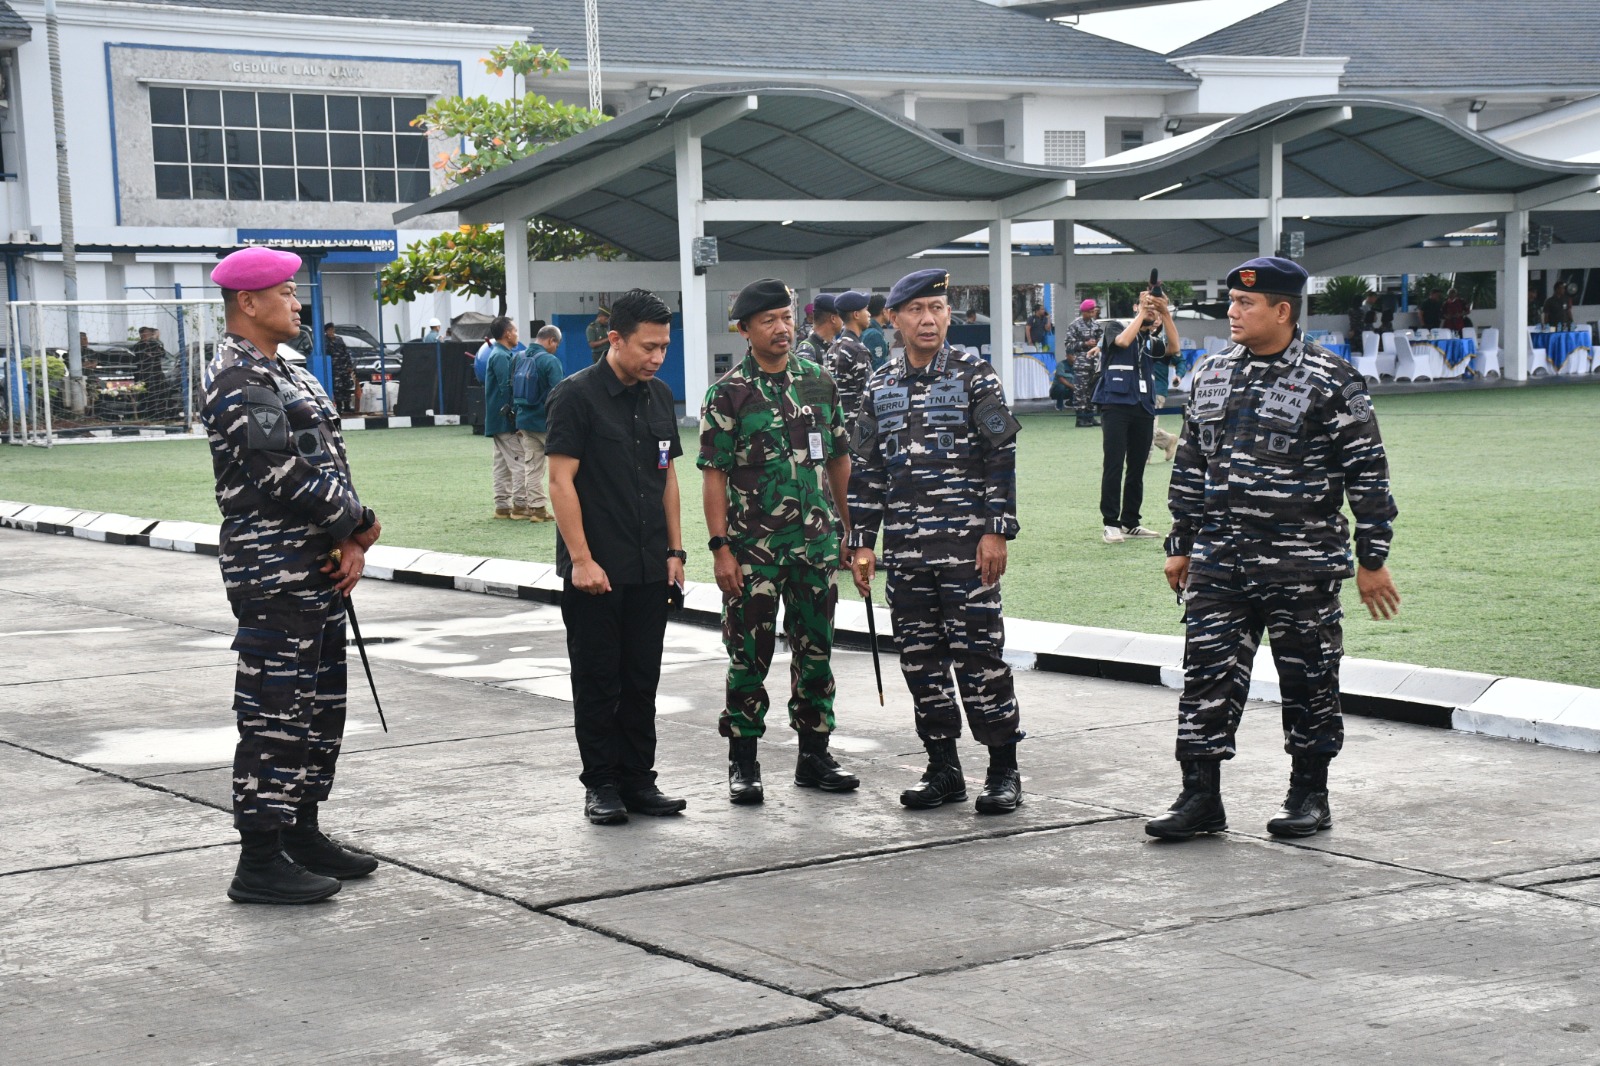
[812,293,837,316]
[1226,256,1307,298]
[834,290,870,314]
[730,278,794,322]
[886,268,950,310]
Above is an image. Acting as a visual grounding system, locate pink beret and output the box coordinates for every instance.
[211,246,302,291]
[1080,298,1098,312]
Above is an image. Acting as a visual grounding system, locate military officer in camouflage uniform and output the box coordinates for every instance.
[797,292,838,363]
[1148,257,1401,843]
[848,268,1025,814]
[200,247,382,904]
[825,290,874,422]
[700,278,859,805]
[1062,298,1103,427]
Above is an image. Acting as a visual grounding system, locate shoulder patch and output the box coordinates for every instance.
[241,384,291,451]
[1342,380,1365,398]
[1348,393,1373,423]
[973,397,1021,446]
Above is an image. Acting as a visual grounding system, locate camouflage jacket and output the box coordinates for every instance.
[201,333,365,596]
[796,331,833,365]
[846,345,1021,568]
[1059,316,1101,362]
[1166,335,1397,583]
[824,328,873,423]
[698,351,848,568]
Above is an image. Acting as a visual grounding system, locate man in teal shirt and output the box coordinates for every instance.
[861,293,891,370]
[483,316,526,519]
[514,325,567,522]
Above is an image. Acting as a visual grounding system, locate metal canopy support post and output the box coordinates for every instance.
[1503,210,1530,382]
[1258,129,1283,258]
[503,219,532,340]
[989,218,1014,400]
[306,254,329,393]
[675,122,710,410]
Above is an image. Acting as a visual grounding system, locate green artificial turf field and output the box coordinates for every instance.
[3,383,1596,686]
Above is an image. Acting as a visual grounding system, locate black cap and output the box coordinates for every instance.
[886,268,950,310]
[1226,256,1308,298]
[834,290,870,314]
[730,278,794,322]
[812,293,837,317]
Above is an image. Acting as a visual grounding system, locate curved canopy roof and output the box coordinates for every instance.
[396,84,1600,263]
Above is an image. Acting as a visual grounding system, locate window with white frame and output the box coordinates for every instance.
[148,86,430,204]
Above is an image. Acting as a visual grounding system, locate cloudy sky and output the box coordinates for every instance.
[1074,0,1282,54]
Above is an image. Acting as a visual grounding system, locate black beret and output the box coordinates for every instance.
[867,293,886,315]
[1226,256,1307,298]
[886,268,950,310]
[812,293,837,316]
[730,278,794,322]
[834,290,870,314]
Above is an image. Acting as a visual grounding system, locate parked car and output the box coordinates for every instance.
[290,324,401,384]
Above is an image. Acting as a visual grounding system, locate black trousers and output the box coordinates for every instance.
[1099,404,1156,528]
[561,580,669,790]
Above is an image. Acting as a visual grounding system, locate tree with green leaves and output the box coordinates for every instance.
[379,41,617,314]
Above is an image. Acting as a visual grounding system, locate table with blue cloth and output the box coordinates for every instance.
[1323,343,1351,361]
[1431,337,1476,371]
[1532,329,1592,371]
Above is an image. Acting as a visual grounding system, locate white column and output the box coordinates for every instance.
[988,218,1014,399]
[675,123,710,410]
[1502,210,1530,381]
[503,218,532,335]
[1258,132,1283,258]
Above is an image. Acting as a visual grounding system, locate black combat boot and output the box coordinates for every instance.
[281,803,379,879]
[619,783,688,816]
[728,736,764,805]
[1266,754,1333,838]
[794,731,860,792]
[900,738,967,809]
[1144,760,1227,840]
[228,828,342,904]
[974,742,1023,814]
[584,784,629,825]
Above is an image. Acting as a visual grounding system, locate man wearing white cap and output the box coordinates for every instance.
[201,246,382,905]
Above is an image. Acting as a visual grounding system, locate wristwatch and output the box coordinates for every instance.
[1358,555,1385,572]
[708,535,731,552]
[666,549,687,562]
[354,507,376,535]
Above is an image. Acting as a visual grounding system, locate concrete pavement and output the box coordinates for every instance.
[3,529,1599,1065]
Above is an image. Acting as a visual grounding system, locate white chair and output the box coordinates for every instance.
[1380,331,1396,353]
[1472,328,1501,378]
[1462,326,1477,342]
[1353,333,1380,383]
[1528,331,1554,376]
[1432,328,1453,341]
[1328,330,1345,347]
[1392,333,1437,382]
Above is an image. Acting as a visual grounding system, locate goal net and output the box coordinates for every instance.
[4,297,224,445]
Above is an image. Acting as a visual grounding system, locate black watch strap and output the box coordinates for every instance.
[1358,555,1385,572]
[666,549,687,561]
[708,535,731,552]
[354,507,376,535]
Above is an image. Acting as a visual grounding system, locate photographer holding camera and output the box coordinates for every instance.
[1095,276,1178,544]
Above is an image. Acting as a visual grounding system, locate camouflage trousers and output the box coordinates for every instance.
[1176,576,1345,761]
[720,562,838,739]
[228,587,348,831]
[1073,350,1101,416]
[886,566,1022,746]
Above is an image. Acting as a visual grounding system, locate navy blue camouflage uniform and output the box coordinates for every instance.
[847,346,1023,746]
[1165,334,1397,762]
[201,334,370,832]
[824,328,873,423]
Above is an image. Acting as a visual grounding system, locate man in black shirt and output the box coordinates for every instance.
[546,288,689,825]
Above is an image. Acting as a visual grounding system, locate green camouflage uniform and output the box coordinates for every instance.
[699,351,848,739]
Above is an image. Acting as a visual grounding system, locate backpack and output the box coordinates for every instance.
[511,350,554,408]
